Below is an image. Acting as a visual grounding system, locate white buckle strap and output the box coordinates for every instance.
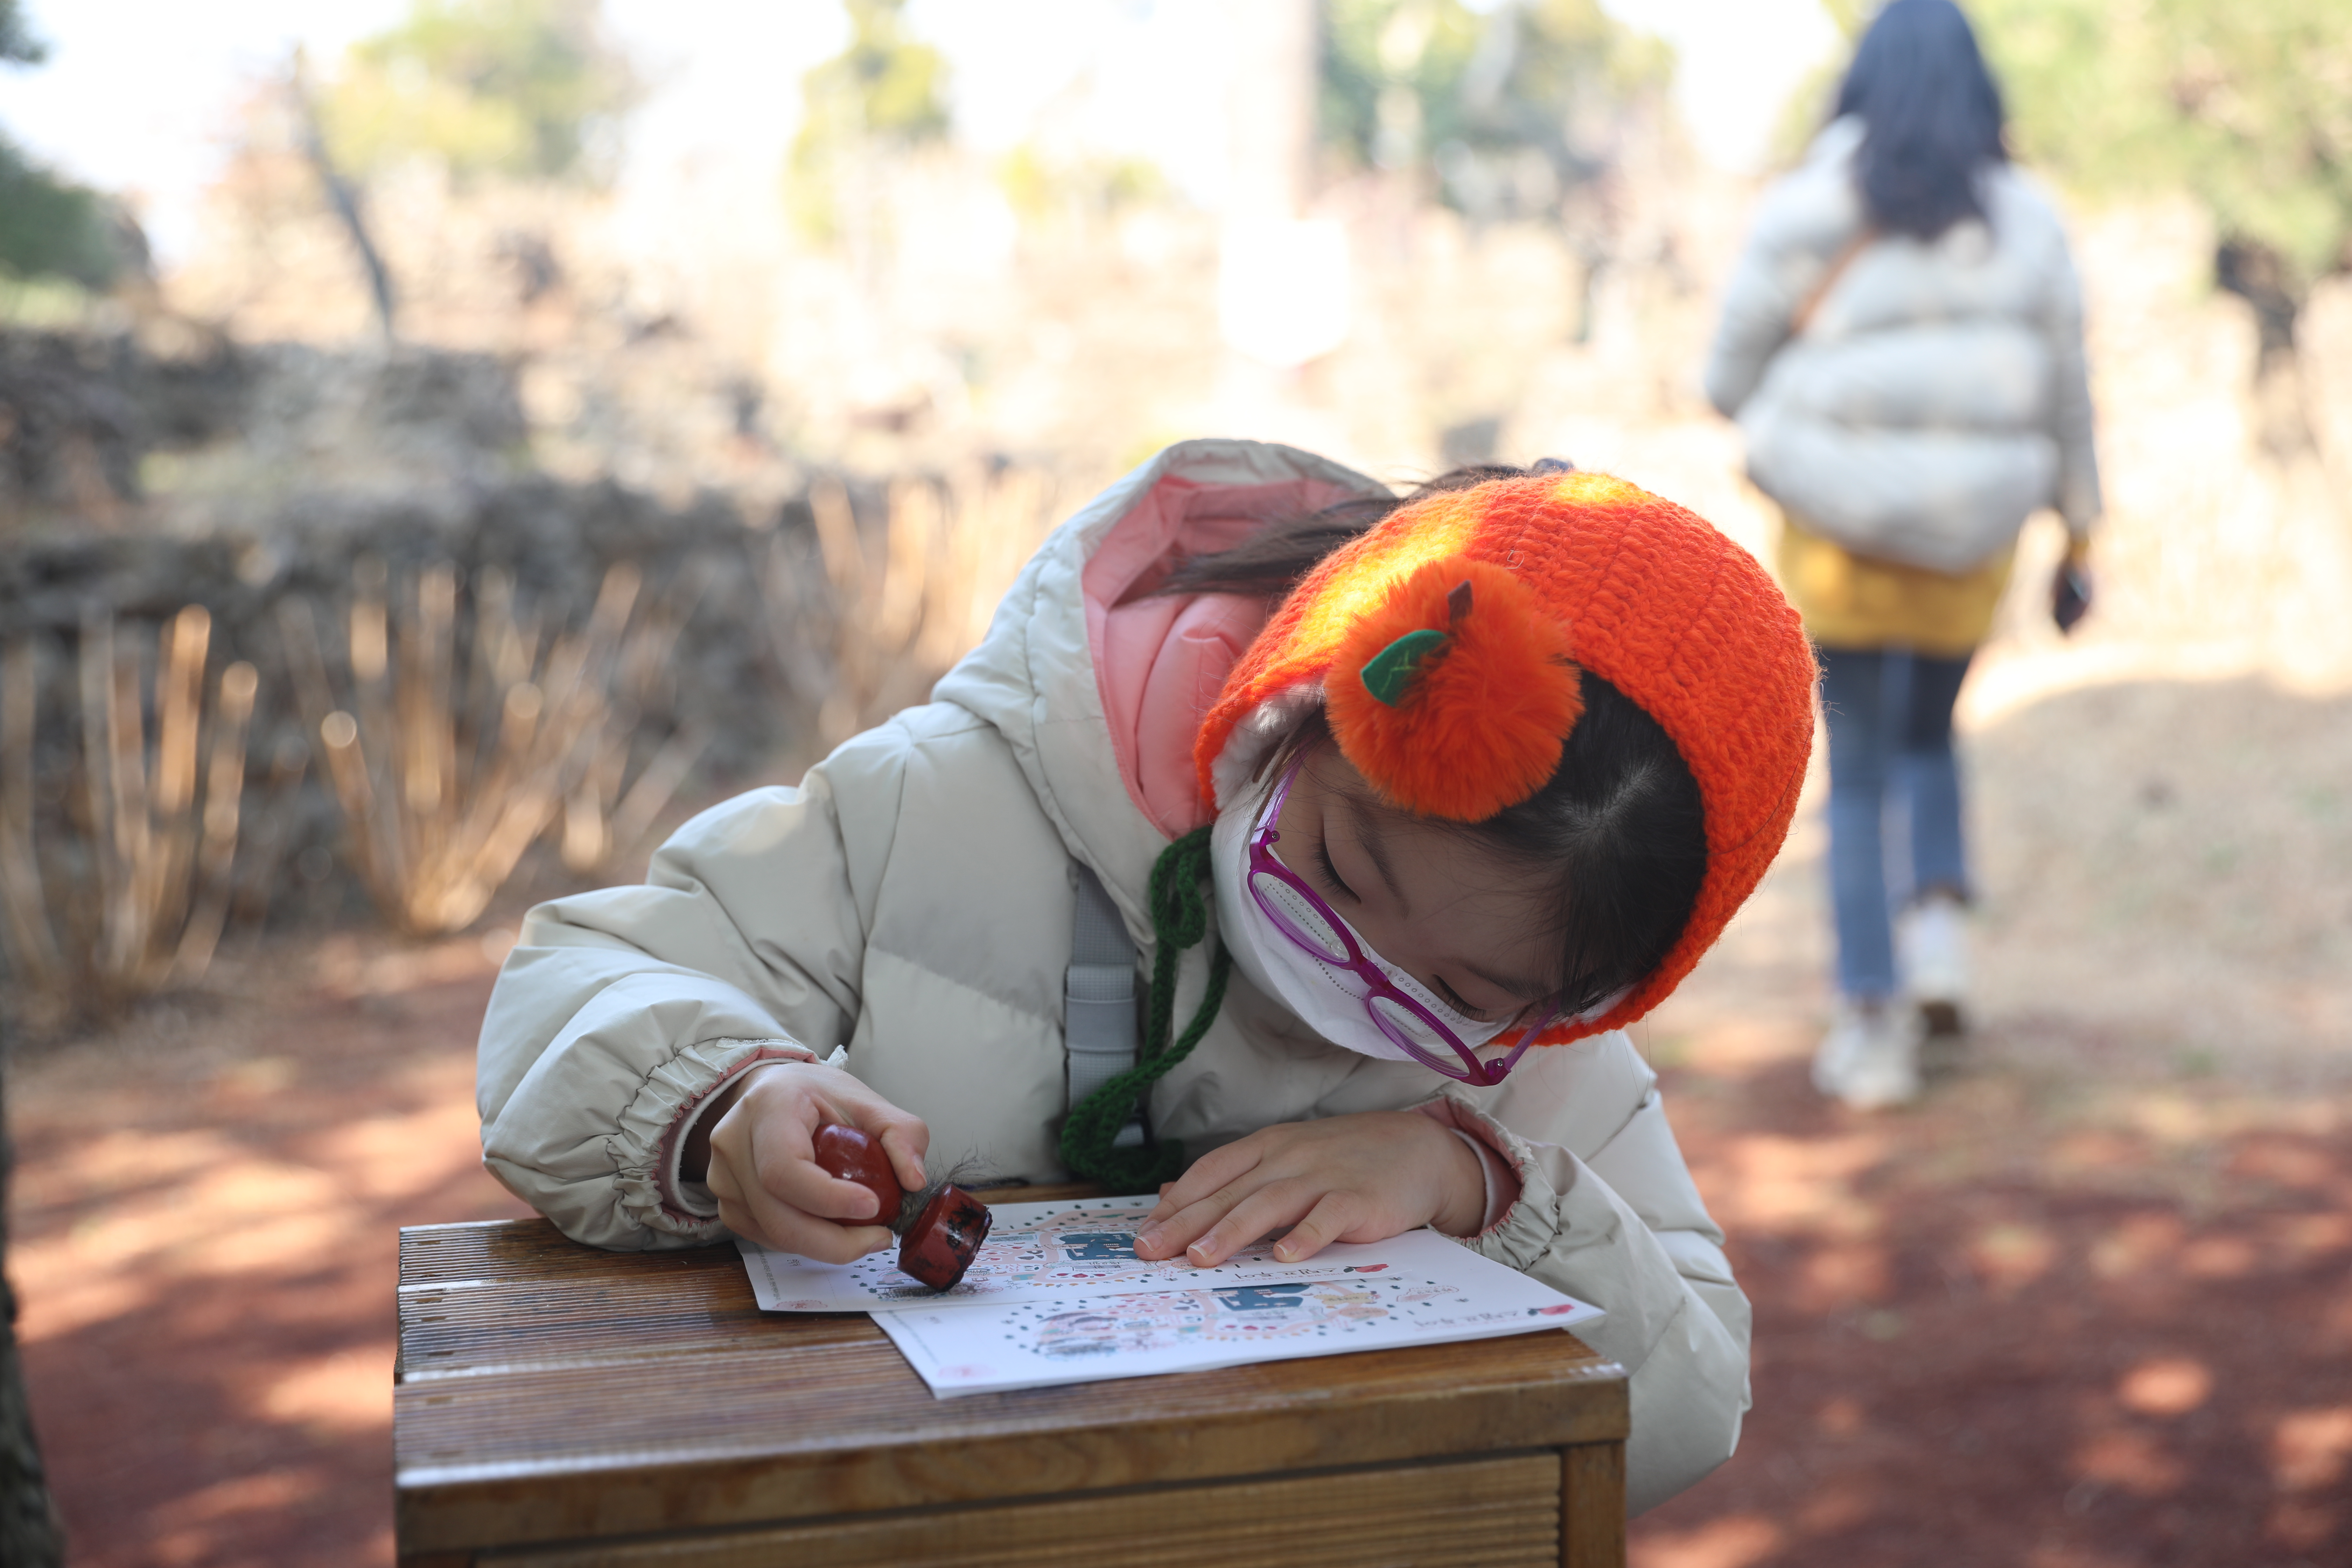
[1067,862,1146,1149]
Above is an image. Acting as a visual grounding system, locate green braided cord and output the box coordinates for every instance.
[1059,827,1232,1194]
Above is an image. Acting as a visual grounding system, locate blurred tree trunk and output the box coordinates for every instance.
[2216,237,2314,460]
[291,50,398,345]
[1226,0,1314,224]
[0,1051,64,1567]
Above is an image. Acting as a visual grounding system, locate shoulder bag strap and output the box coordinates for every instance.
[1790,226,1876,338]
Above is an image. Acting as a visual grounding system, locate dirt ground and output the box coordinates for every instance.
[7,930,535,1568]
[8,648,2350,1568]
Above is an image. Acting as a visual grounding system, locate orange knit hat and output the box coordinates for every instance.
[1193,470,1817,1044]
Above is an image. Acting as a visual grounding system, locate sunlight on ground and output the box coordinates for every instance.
[12,939,528,1568]
[1629,781,2352,1565]
[1634,1514,1786,1568]
[8,663,2349,1565]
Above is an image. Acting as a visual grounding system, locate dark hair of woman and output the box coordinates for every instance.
[1158,465,1709,1022]
[1832,0,2008,241]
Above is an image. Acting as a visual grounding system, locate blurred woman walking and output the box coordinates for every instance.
[1704,0,2101,1108]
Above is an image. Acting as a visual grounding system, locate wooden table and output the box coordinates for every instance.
[395,1188,1630,1567]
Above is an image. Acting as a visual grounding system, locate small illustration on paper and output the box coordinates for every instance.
[871,1264,1607,1396]
[1028,1275,1450,1357]
[739,1195,1419,1311]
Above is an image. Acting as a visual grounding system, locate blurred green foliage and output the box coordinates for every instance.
[0,0,124,289]
[800,0,949,145]
[1816,0,1874,35]
[1321,0,1672,222]
[995,144,1165,227]
[0,144,121,290]
[1973,0,2352,300]
[1324,0,1487,166]
[321,0,638,183]
[790,0,951,243]
[0,0,40,64]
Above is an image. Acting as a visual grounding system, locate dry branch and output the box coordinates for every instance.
[0,612,261,1027]
[281,558,704,936]
[773,466,1057,748]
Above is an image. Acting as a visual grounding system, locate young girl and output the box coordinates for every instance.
[477,440,1816,1513]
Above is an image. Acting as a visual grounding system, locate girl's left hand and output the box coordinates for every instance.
[1133,1111,1485,1267]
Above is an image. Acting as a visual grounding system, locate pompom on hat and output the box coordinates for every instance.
[1194,469,1818,1045]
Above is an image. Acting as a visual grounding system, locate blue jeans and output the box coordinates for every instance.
[1818,646,1973,1001]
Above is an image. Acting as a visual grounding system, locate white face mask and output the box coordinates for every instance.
[1209,777,1516,1065]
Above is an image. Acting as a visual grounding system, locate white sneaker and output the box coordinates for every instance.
[1897,892,1969,1037]
[1812,998,1920,1110]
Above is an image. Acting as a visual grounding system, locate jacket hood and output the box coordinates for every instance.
[931,439,1380,929]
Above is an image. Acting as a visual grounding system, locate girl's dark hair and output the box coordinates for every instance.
[1160,465,1709,1020]
[1832,0,2008,241]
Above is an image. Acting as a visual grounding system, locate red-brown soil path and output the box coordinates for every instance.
[10,892,2348,1566]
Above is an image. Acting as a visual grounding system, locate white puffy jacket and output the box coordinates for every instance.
[476,439,1751,1512]
[1706,118,2101,572]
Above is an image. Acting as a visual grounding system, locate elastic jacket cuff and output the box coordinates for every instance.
[628,1039,821,1233]
[1413,1094,1527,1240]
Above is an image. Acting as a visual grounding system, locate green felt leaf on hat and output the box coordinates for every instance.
[1359,627,1450,707]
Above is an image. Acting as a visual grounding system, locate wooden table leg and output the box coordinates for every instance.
[1561,1440,1626,1568]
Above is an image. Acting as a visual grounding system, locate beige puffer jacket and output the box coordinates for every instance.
[476,439,1751,1512]
[1706,117,2101,572]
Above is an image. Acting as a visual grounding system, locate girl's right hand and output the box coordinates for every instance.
[695,1062,930,1261]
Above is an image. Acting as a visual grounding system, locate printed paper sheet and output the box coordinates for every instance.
[869,1259,1605,1397]
[738,1194,1463,1311]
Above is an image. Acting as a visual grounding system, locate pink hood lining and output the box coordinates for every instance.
[1083,474,1362,839]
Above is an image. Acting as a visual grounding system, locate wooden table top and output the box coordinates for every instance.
[394,1191,1629,1559]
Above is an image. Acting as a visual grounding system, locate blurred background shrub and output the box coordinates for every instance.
[0,0,2344,1028]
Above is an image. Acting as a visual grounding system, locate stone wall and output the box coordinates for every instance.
[0,329,851,947]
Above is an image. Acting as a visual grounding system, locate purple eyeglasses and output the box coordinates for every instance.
[1247,758,1561,1086]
